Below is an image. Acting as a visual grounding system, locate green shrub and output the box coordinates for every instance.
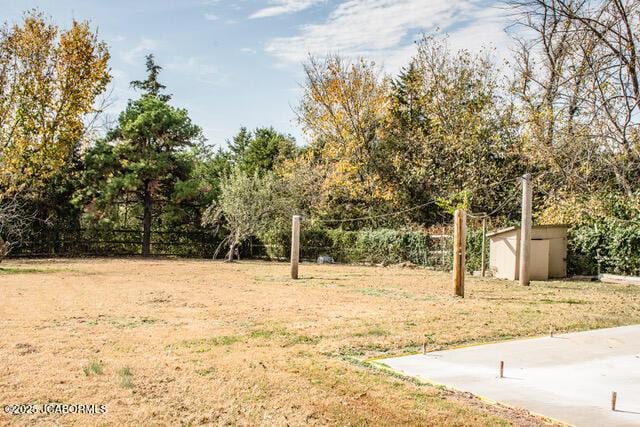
[325,229,357,262]
[258,228,289,260]
[359,229,430,265]
[259,227,434,266]
[465,228,487,274]
[569,219,640,276]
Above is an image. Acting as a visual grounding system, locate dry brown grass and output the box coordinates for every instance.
[1,258,639,426]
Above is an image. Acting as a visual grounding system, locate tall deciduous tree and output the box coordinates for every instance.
[381,36,524,221]
[0,10,110,195]
[511,0,640,200]
[76,55,202,256]
[297,55,396,223]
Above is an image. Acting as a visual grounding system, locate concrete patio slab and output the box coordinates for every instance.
[381,325,640,426]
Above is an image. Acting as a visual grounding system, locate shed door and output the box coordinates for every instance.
[530,240,550,280]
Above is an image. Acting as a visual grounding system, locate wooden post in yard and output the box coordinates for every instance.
[453,209,466,297]
[290,215,301,279]
[441,226,446,270]
[611,391,617,411]
[519,174,532,286]
[481,217,487,277]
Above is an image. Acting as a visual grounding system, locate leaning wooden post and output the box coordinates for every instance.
[519,174,532,286]
[290,215,301,279]
[453,209,466,297]
[481,217,487,277]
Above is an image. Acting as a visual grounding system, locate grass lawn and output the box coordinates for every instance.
[1,258,639,425]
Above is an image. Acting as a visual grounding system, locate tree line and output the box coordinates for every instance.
[1,3,639,273]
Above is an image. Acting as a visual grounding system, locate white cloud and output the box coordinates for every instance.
[241,47,257,54]
[204,13,219,21]
[447,7,513,56]
[110,68,129,80]
[165,57,228,86]
[122,38,158,65]
[264,0,512,71]
[250,0,324,19]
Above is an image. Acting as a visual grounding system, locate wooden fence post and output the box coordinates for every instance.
[519,174,532,286]
[441,226,446,270]
[611,391,617,411]
[290,215,300,279]
[481,217,487,277]
[453,209,466,297]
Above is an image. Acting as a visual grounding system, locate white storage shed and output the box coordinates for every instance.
[487,225,568,281]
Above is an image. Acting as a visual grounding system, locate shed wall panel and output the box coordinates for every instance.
[488,225,567,281]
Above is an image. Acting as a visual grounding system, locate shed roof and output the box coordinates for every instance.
[486,224,568,238]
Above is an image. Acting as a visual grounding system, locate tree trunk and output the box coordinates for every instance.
[226,232,240,262]
[227,242,235,262]
[142,182,152,257]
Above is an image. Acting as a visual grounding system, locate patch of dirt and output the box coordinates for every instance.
[15,343,38,356]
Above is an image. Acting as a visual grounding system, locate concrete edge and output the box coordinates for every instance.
[367,323,640,363]
[370,359,569,426]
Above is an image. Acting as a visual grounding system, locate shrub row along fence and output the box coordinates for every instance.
[249,228,439,267]
[11,223,632,276]
[246,228,488,272]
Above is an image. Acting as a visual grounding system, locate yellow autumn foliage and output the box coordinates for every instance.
[0,11,110,195]
[297,55,398,218]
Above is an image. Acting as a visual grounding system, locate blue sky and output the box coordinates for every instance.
[0,0,513,148]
